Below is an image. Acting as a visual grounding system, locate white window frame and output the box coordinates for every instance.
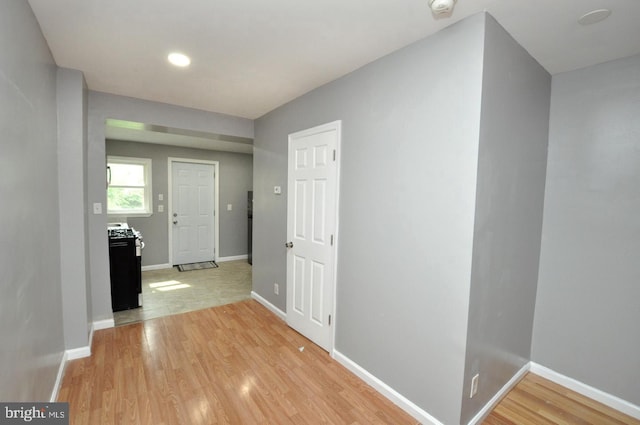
[107,155,153,216]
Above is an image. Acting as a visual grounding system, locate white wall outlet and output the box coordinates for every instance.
[274,186,282,195]
[227,204,233,211]
[93,202,102,214]
[470,373,479,398]
[274,283,279,295]
[158,204,164,213]
[158,193,164,201]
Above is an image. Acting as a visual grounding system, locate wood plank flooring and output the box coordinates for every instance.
[58,300,418,425]
[59,299,638,425]
[484,373,640,425]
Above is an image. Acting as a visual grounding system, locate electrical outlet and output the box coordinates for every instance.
[470,373,479,398]
[274,283,279,295]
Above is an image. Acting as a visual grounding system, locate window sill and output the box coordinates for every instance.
[107,212,153,218]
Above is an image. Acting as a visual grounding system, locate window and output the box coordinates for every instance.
[107,156,152,215]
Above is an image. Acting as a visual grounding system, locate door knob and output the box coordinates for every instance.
[173,220,178,225]
[285,242,294,248]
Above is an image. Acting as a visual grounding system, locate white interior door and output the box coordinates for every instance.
[171,161,215,265]
[286,121,340,352]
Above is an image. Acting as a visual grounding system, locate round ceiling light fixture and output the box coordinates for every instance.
[429,0,457,16]
[577,9,612,25]
[168,52,191,67]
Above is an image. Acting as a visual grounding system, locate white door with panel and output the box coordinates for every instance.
[171,161,215,265]
[286,121,340,352]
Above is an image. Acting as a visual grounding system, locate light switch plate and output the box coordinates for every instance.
[93,202,102,214]
[158,194,164,201]
[158,205,164,212]
[227,204,232,211]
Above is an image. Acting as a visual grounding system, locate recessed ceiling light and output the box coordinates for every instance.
[578,9,612,25]
[168,52,191,67]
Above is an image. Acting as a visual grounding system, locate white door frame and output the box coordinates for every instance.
[286,120,342,353]
[167,158,220,265]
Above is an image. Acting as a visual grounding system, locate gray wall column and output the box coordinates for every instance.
[57,67,91,350]
[460,14,551,424]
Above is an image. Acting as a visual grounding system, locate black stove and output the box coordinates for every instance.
[108,228,136,239]
[107,226,143,311]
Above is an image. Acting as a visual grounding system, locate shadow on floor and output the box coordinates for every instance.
[113,260,252,326]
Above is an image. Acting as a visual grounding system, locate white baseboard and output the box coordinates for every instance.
[530,362,640,420]
[141,263,172,271]
[332,350,444,425]
[50,351,68,402]
[93,318,114,330]
[466,363,529,425]
[65,345,91,361]
[51,344,91,401]
[51,319,114,401]
[251,291,286,322]
[217,255,248,263]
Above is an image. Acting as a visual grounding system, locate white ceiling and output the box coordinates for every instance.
[29,0,640,121]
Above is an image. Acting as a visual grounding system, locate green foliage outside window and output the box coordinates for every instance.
[107,157,151,214]
[107,187,144,211]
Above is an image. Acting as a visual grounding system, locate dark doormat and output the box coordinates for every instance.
[176,261,219,272]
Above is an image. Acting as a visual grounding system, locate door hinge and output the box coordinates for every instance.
[330,234,334,246]
[328,314,332,326]
[333,149,336,161]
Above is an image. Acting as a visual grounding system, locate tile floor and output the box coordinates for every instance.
[113,260,252,326]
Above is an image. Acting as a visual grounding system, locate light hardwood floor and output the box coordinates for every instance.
[484,373,639,425]
[60,299,638,424]
[59,300,418,425]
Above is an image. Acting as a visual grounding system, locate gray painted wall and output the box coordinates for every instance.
[106,140,253,265]
[87,92,254,321]
[0,0,65,401]
[57,68,92,350]
[460,15,551,424]
[532,53,640,406]
[255,14,487,425]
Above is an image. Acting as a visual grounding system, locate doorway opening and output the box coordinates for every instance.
[104,120,254,326]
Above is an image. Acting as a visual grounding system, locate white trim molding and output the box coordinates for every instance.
[466,363,529,425]
[530,362,640,420]
[93,318,115,330]
[217,255,248,263]
[51,319,116,401]
[50,351,68,402]
[332,350,444,425]
[251,291,286,322]
[66,345,91,361]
